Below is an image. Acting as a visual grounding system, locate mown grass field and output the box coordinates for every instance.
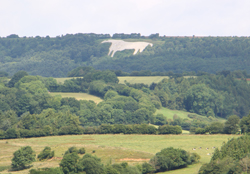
[49,92,103,103]
[0,134,240,174]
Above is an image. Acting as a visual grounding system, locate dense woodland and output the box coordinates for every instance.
[1,33,250,77]
[0,67,250,140]
[0,69,184,139]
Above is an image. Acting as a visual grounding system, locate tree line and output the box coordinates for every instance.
[0,123,182,139]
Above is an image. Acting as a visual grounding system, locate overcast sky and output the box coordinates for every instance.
[1,0,250,37]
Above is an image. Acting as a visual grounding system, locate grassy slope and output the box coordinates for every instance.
[50,92,103,103]
[0,134,240,174]
[156,108,226,122]
[54,76,170,85]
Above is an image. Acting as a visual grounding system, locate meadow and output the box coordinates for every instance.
[0,134,240,174]
[49,92,103,103]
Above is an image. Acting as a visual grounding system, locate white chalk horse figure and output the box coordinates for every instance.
[101,39,153,57]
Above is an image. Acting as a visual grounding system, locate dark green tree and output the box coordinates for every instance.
[8,71,28,87]
[59,152,79,174]
[142,162,155,174]
[150,147,192,172]
[206,122,224,134]
[11,146,36,170]
[37,146,54,161]
[76,154,105,174]
[240,113,250,134]
[224,115,240,134]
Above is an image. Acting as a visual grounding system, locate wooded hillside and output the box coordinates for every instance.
[1,33,250,77]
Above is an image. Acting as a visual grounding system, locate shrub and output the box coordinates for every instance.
[78,148,86,154]
[190,153,201,163]
[150,147,193,172]
[158,125,182,134]
[75,154,104,174]
[195,128,207,134]
[37,147,54,161]
[142,162,155,174]
[64,147,78,156]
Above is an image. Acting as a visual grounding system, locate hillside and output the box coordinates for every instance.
[1,34,250,77]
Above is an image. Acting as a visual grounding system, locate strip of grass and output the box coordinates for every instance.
[50,92,103,103]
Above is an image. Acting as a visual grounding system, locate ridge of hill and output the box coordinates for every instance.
[1,33,250,77]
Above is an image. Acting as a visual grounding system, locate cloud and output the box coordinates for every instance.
[0,0,250,37]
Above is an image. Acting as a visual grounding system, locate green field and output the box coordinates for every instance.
[0,134,240,174]
[118,76,169,85]
[54,76,196,85]
[156,108,226,122]
[50,92,103,103]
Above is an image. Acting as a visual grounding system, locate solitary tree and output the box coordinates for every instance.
[11,146,36,170]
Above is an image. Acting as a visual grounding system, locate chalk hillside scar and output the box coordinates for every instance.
[101,39,153,57]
